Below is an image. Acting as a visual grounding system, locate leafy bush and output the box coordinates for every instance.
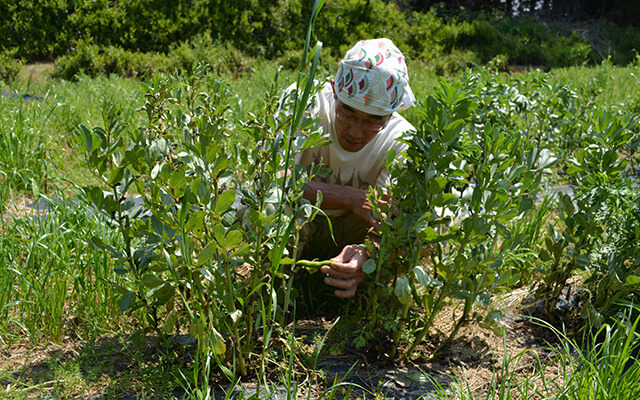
[541,31,591,68]
[0,48,24,84]
[52,39,165,80]
[166,33,255,77]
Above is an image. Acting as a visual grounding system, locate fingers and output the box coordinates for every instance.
[323,276,361,298]
[335,287,357,298]
[321,264,364,279]
[321,244,369,298]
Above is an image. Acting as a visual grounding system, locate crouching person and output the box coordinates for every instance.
[295,38,416,298]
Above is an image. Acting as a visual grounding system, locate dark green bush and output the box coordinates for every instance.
[52,39,165,81]
[4,0,640,75]
[587,20,640,65]
[0,48,24,84]
[166,33,255,77]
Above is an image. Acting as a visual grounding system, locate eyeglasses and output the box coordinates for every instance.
[335,108,387,132]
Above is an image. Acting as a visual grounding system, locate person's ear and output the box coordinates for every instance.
[330,78,336,97]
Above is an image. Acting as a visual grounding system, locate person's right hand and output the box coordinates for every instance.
[350,188,398,232]
[321,244,368,298]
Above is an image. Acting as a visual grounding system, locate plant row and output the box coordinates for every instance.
[1,48,639,389]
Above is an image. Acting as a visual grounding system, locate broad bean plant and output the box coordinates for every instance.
[363,71,557,360]
[74,54,326,380]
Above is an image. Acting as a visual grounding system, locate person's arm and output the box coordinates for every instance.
[305,180,396,298]
[304,180,390,230]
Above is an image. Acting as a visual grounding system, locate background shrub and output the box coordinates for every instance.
[3,0,640,77]
[52,39,166,80]
[166,33,255,77]
[0,49,24,84]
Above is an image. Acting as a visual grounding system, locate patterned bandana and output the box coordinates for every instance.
[334,38,415,116]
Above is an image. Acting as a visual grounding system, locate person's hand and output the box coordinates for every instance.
[320,244,368,298]
[350,189,398,232]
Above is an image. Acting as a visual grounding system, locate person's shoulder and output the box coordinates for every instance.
[386,112,415,135]
[318,81,334,100]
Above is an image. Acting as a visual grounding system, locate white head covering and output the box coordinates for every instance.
[334,38,415,116]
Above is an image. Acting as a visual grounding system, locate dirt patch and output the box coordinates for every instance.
[2,193,37,222]
[0,280,576,399]
[17,63,55,86]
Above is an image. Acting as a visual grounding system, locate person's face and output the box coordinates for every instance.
[333,95,391,152]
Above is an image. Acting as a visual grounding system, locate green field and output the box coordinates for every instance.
[1,55,640,399]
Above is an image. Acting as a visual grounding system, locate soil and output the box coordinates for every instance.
[0,291,575,400]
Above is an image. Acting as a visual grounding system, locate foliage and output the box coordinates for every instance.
[5,22,640,394]
[70,2,328,382]
[0,197,127,344]
[561,108,640,328]
[0,48,24,84]
[3,0,640,75]
[52,39,166,81]
[360,71,556,359]
[166,33,256,78]
[0,101,48,207]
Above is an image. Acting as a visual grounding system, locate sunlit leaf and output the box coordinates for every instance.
[215,190,236,214]
[362,259,376,274]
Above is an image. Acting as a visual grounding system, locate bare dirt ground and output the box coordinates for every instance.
[0,294,573,400]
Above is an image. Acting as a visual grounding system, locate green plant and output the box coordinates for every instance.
[0,196,126,344]
[0,102,49,206]
[361,71,556,360]
[167,34,254,77]
[52,39,165,81]
[550,108,640,327]
[73,1,328,384]
[0,48,24,84]
[545,307,640,399]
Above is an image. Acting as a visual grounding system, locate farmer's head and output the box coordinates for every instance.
[332,38,414,152]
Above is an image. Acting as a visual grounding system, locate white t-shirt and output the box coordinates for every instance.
[296,83,414,215]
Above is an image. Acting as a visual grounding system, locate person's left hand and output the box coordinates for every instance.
[320,244,368,298]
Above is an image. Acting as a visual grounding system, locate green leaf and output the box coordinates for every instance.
[432,193,457,207]
[362,259,376,274]
[566,164,584,175]
[624,275,640,286]
[418,226,438,241]
[441,119,464,143]
[427,177,447,194]
[141,273,164,288]
[210,327,227,355]
[385,148,397,170]
[113,265,128,275]
[223,230,243,248]
[118,291,135,312]
[198,242,218,266]
[163,311,177,334]
[107,165,125,186]
[394,276,411,299]
[414,266,442,288]
[215,190,236,214]
[151,282,174,303]
[477,292,492,306]
[185,210,205,234]
[212,223,225,245]
[536,149,558,170]
[130,329,146,347]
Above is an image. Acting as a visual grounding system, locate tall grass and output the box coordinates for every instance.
[549,61,640,107]
[427,308,640,400]
[0,101,47,209]
[0,197,127,345]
